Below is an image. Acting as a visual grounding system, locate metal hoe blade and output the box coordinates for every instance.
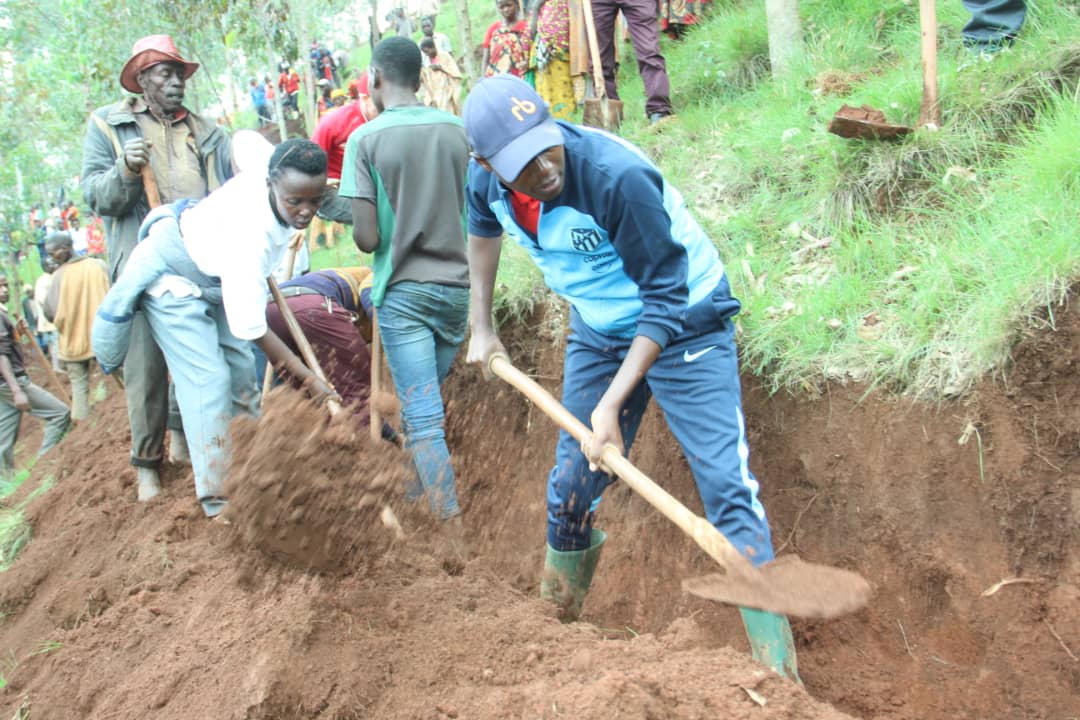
[683,555,872,620]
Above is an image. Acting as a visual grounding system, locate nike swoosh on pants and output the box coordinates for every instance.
[683,345,718,362]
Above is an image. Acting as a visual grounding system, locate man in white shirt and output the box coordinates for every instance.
[68,217,90,256]
[94,133,333,517]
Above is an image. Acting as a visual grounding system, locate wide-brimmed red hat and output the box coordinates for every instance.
[119,35,200,94]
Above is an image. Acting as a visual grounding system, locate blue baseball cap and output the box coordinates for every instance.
[463,75,565,181]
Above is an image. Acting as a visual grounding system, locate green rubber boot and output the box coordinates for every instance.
[739,607,802,682]
[539,529,607,622]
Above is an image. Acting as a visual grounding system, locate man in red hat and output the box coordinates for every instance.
[81,34,233,502]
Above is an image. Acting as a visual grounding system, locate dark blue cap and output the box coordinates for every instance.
[463,75,565,181]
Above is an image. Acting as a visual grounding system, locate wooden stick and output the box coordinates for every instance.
[260,242,300,407]
[580,0,607,100]
[141,166,162,209]
[918,0,941,128]
[369,309,382,442]
[266,275,342,416]
[19,319,71,406]
[488,353,752,574]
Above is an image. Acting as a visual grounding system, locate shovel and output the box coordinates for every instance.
[488,353,870,619]
[266,275,403,537]
[580,0,623,130]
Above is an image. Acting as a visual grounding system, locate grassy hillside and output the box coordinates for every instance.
[489,0,1080,398]
[13,1,1076,401]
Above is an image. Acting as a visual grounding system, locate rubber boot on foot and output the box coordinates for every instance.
[739,607,801,682]
[434,515,469,572]
[540,529,606,622]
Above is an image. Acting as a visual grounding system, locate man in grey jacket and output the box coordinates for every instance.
[81,34,232,501]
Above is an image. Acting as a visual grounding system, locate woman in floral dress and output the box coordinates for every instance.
[482,0,532,78]
[527,0,586,118]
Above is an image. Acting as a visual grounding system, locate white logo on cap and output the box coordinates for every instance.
[510,96,537,122]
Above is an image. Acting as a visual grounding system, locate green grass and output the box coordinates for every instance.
[0,473,52,573]
[603,1,1080,397]
[308,239,363,272]
[0,466,34,573]
[27,640,61,658]
[0,508,30,573]
[0,651,15,691]
[6,0,1072,401]
[0,469,32,501]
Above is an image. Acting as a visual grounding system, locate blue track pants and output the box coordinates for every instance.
[547,287,775,566]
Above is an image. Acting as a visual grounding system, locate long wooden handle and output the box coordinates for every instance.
[266,275,342,416]
[21,321,71,406]
[260,243,301,407]
[488,353,752,573]
[918,0,940,127]
[141,166,161,209]
[369,310,382,441]
[579,0,607,100]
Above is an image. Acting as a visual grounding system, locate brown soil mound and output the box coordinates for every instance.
[2,296,1079,719]
[227,387,413,573]
[0,388,838,719]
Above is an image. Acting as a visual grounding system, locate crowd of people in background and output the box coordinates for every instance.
[244,0,674,124]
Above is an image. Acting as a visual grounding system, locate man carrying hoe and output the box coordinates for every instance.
[82,35,232,502]
[463,75,799,679]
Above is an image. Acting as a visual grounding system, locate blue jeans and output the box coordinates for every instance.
[144,291,259,516]
[378,281,468,520]
[135,213,259,517]
[547,284,775,566]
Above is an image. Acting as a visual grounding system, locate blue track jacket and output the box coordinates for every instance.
[467,121,734,349]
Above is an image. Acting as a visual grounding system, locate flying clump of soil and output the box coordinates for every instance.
[226,387,415,573]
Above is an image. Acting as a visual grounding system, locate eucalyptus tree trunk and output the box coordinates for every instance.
[297,9,317,136]
[455,0,477,81]
[765,0,802,78]
[267,37,289,140]
[369,0,381,52]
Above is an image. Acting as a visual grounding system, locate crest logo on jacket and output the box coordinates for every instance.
[570,228,602,253]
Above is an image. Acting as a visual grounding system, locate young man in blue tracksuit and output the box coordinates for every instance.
[463,75,799,680]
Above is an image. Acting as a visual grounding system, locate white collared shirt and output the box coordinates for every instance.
[178,171,294,340]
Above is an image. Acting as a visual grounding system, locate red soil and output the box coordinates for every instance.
[1,297,1078,719]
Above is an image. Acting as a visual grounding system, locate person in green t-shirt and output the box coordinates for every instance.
[339,37,471,549]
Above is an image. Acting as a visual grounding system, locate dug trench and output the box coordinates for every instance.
[1,295,1078,719]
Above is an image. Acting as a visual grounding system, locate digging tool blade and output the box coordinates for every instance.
[487,353,871,619]
[580,0,622,130]
[683,555,871,620]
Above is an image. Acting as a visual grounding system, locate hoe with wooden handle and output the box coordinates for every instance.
[488,353,870,619]
[260,240,301,408]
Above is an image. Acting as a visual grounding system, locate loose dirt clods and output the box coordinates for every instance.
[1,302,1078,718]
[227,387,414,573]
